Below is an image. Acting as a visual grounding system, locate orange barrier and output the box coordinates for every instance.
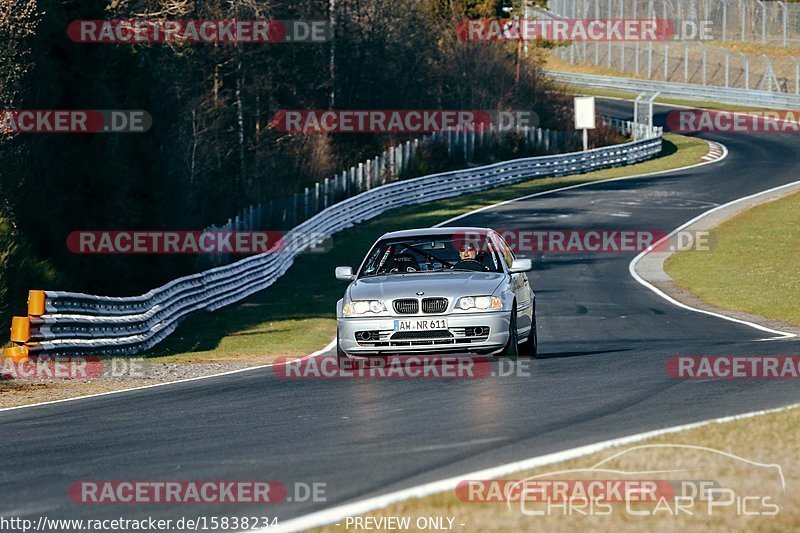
[4,290,46,364]
[28,290,45,316]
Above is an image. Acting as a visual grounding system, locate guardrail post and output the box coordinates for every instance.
[28,290,45,316]
[724,49,730,88]
[333,173,340,203]
[375,156,383,185]
[684,42,689,82]
[399,143,406,172]
[347,167,354,196]
[314,182,320,213]
[701,42,707,85]
[756,0,766,43]
[780,1,788,47]
[618,0,625,70]
[526,126,533,154]
[10,316,30,343]
[3,344,28,363]
[365,159,372,190]
[743,53,750,89]
[357,162,364,192]
[303,188,309,220]
[792,57,800,95]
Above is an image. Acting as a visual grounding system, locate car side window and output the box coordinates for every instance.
[493,233,515,267]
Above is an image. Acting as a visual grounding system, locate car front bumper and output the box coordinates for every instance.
[337,311,512,355]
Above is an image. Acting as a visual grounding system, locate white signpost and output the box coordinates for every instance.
[574,96,596,151]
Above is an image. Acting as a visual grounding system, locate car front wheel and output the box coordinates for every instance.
[500,307,519,358]
[518,309,537,358]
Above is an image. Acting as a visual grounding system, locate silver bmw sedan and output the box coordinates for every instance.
[335,227,536,365]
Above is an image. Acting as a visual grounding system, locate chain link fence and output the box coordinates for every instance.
[544,0,800,93]
[548,0,800,47]
[554,40,800,93]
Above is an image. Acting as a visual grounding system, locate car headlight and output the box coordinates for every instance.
[456,295,502,311]
[343,300,386,315]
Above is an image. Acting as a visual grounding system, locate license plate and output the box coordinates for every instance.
[394,319,448,331]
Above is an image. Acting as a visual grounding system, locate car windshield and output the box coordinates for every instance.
[359,234,503,277]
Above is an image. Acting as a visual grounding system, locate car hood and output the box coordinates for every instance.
[348,271,506,301]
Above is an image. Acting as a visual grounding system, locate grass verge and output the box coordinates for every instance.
[312,404,800,532]
[665,190,800,326]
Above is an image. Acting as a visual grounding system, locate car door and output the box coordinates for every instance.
[493,232,533,333]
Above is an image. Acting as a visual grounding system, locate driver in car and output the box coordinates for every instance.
[453,243,486,271]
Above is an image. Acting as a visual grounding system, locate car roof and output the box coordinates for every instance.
[378,227,493,240]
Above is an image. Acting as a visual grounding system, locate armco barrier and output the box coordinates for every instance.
[547,71,800,109]
[4,122,662,359]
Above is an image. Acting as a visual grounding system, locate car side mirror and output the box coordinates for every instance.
[509,258,532,273]
[335,266,355,281]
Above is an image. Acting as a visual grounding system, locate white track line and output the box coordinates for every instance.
[0,339,337,414]
[267,403,800,532]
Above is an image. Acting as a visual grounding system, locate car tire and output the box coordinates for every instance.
[500,306,519,358]
[518,308,538,358]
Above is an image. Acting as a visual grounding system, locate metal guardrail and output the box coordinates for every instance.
[547,71,800,109]
[5,122,662,359]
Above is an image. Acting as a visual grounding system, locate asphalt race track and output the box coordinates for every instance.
[2,100,799,529]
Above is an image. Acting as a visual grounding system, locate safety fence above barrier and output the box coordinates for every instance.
[547,70,800,109]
